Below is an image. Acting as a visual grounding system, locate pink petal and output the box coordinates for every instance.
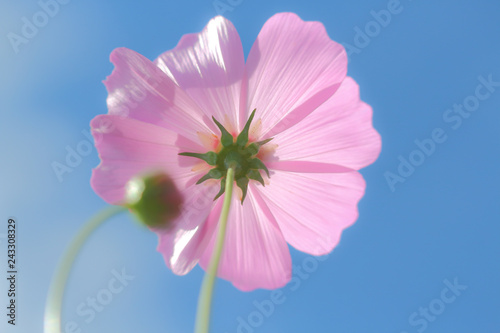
[267,160,355,173]
[257,170,366,256]
[200,185,292,291]
[90,114,204,204]
[155,16,245,134]
[245,13,347,137]
[91,114,222,275]
[271,77,382,171]
[104,47,210,143]
[156,185,223,275]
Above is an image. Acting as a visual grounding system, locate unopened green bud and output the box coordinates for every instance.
[125,172,183,230]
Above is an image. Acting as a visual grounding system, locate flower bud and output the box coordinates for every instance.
[125,172,183,230]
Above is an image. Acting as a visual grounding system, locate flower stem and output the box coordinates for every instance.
[44,205,126,333]
[194,167,235,333]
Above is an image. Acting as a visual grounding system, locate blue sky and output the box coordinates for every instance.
[1,0,499,332]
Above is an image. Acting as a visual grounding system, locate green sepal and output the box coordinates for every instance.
[246,138,273,156]
[179,151,218,166]
[255,138,273,146]
[236,177,249,204]
[248,158,270,177]
[196,168,223,185]
[212,116,233,147]
[189,111,274,201]
[214,177,226,201]
[247,169,265,186]
[236,109,256,147]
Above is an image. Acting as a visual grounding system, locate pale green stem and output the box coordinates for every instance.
[44,205,126,333]
[194,167,235,333]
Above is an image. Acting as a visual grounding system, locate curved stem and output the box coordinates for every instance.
[194,167,235,333]
[44,205,126,333]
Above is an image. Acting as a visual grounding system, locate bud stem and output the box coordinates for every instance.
[44,205,126,333]
[194,166,235,333]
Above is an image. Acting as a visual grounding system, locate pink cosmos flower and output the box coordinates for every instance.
[90,13,381,291]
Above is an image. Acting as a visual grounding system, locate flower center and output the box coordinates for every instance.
[179,110,272,203]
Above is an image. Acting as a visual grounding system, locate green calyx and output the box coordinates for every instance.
[179,109,272,204]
